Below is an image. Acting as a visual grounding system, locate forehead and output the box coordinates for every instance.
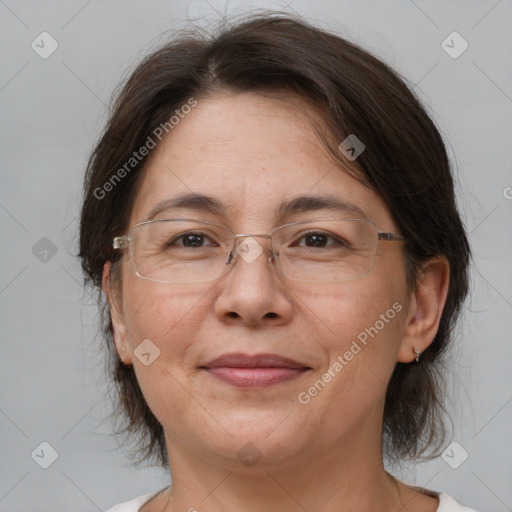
[129,91,394,230]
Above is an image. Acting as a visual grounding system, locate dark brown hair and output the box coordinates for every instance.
[79,13,471,468]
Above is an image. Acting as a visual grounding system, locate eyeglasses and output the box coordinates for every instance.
[112,217,406,284]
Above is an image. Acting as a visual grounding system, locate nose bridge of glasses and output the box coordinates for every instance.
[225,233,276,266]
[233,233,272,240]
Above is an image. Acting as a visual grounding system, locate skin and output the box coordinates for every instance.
[103,91,449,512]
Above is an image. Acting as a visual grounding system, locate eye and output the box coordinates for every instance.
[294,231,348,249]
[169,231,218,248]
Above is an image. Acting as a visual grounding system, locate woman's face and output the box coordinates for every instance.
[107,91,415,471]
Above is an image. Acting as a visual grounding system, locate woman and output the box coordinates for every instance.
[79,14,475,512]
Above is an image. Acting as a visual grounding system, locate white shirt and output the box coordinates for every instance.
[104,488,479,511]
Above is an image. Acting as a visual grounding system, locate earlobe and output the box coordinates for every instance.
[102,261,132,365]
[397,256,450,363]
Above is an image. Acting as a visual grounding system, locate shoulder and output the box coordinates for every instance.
[103,490,161,512]
[437,493,479,512]
[404,483,478,512]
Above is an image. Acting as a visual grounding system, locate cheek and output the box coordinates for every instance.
[121,276,212,362]
[293,293,405,441]
[296,266,407,406]
[301,268,405,351]
[120,279,213,428]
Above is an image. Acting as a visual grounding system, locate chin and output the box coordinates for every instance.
[203,415,310,466]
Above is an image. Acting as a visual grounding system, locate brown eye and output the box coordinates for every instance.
[168,232,217,248]
[294,231,347,249]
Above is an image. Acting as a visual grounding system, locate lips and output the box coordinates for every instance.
[204,353,308,369]
[201,353,311,388]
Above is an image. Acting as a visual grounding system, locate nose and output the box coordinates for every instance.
[214,235,293,327]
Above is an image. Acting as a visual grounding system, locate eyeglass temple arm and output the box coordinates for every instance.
[378,232,407,242]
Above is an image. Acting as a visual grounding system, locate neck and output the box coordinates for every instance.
[155,429,406,512]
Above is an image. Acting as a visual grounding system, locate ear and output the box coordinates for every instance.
[103,261,132,365]
[397,256,450,363]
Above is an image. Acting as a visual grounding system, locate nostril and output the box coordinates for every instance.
[265,312,278,319]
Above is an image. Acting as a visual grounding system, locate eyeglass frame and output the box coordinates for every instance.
[112,217,407,284]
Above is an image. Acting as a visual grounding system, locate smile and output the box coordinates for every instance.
[201,352,312,388]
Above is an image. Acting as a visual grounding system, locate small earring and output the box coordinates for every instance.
[413,348,421,363]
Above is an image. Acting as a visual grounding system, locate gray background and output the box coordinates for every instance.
[1,0,511,510]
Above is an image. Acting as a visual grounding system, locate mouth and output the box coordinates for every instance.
[200,353,312,388]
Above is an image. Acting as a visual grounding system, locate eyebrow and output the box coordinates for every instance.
[145,192,370,222]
